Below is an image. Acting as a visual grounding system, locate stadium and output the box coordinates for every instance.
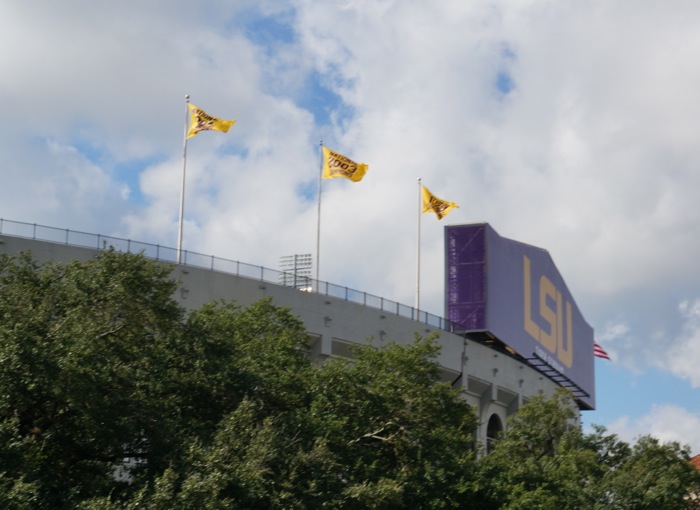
[0,218,595,450]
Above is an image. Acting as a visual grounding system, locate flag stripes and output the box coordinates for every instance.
[594,342,611,360]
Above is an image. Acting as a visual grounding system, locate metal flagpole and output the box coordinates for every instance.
[315,140,323,286]
[416,177,422,317]
[177,95,190,264]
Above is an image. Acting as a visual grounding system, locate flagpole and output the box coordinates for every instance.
[416,177,422,318]
[177,95,191,264]
[315,140,323,286]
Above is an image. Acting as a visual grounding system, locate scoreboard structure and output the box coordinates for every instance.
[445,223,595,410]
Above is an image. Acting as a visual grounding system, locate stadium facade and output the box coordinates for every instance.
[0,219,594,449]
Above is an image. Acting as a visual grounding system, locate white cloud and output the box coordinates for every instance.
[607,403,700,454]
[1,0,699,315]
[657,300,700,388]
[600,296,700,383]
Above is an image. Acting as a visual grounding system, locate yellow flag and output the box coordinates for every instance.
[187,104,236,139]
[322,146,368,182]
[421,185,459,220]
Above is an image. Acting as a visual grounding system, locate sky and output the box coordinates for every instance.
[3,0,700,453]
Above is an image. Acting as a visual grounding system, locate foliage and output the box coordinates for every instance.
[2,251,700,508]
[475,390,598,509]
[306,338,478,509]
[89,336,479,509]
[0,251,478,508]
[476,389,700,510]
[0,250,186,506]
[599,435,700,510]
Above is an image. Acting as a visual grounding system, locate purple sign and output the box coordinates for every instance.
[445,223,595,409]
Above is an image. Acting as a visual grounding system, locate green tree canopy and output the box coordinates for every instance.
[88,337,480,509]
[0,250,479,509]
[476,389,700,510]
[0,250,186,506]
[2,250,700,509]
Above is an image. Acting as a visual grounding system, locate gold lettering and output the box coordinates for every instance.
[558,301,574,368]
[538,275,557,352]
[524,255,575,370]
[523,256,540,341]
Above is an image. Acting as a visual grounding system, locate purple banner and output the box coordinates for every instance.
[445,223,595,409]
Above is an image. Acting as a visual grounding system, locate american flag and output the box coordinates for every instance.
[594,342,611,361]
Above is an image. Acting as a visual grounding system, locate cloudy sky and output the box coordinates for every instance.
[3,0,700,452]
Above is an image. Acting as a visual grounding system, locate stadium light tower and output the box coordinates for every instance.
[279,254,313,291]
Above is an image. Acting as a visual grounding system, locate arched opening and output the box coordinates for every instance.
[486,413,503,454]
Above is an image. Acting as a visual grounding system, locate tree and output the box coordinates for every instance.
[305,337,478,509]
[1,250,477,508]
[476,390,700,510]
[0,251,317,508]
[0,250,189,506]
[474,389,599,509]
[99,336,480,510]
[600,435,700,510]
[5,250,700,509]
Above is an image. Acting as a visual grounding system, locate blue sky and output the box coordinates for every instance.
[2,0,700,451]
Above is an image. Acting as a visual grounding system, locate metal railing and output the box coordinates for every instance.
[0,218,455,331]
